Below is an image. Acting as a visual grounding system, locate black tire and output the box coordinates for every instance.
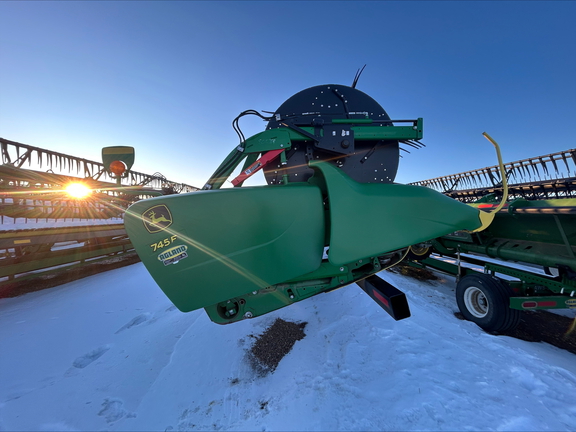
[456,274,521,333]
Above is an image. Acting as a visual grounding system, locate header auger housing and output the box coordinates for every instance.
[124,84,494,324]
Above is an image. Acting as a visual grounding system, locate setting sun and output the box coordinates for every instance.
[65,182,92,199]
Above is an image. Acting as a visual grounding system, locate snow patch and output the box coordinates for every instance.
[0,266,575,431]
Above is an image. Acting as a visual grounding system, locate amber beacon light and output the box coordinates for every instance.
[109,160,127,176]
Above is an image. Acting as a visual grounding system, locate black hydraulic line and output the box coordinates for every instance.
[280,122,319,142]
[351,64,367,89]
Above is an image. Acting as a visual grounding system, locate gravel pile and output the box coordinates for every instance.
[249,318,307,375]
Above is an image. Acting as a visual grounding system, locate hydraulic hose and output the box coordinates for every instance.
[471,132,509,232]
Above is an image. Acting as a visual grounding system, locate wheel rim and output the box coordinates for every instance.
[463,286,489,318]
[411,246,429,256]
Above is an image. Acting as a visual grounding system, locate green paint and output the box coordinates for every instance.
[509,296,576,310]
[124,183,325,312]
[101,146,135,171]
[310,161,482,266]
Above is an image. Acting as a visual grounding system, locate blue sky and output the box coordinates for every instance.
[1,1,575,186]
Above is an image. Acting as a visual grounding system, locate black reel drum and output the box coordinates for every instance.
[263,84,400,185]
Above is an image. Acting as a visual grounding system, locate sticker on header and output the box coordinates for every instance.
[158,245,188,266]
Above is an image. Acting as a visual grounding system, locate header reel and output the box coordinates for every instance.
[203,85,423,191]
[262,84,413,185]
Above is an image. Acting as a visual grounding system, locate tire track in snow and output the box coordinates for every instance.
[117,309,208,429]
[72,345,111,369]
[115,313,151,334]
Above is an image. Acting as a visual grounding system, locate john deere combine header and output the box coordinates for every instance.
[124,84,509,325]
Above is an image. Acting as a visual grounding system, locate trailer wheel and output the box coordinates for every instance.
[456,274,520,333]
[407,244,432,261]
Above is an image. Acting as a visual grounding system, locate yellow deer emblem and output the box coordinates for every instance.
[147,210,170,224]
[142,205,173,233]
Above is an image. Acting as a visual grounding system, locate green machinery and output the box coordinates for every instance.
[407,150,576,332]
[0,138,198,285]
[124,84,504,325]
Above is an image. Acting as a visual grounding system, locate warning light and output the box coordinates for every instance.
[109,160,127,176]
[65,183,92,199]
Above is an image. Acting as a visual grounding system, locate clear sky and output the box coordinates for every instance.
[1,1,575,187]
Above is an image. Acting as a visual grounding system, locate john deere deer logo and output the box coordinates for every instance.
[142,204,173,233]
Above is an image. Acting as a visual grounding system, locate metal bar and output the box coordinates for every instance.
[0,241,133,279]
[0,224,126,248]
[484,263,576,293]
[414,256,481,279]
[356,274,411,320]
[231,149,284,186]
[553,215,576,259]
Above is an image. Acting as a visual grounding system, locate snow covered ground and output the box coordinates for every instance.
[1,264,575,431]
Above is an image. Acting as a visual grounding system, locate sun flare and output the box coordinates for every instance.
[65,183,92,199]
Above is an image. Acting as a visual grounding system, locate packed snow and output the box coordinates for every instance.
[1,263,575,431]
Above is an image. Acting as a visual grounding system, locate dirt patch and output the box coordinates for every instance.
[388,264,439,282]
[249,318,307,375]
[0,252,141,299]
[454,310,576,355]
[499,310,576,355]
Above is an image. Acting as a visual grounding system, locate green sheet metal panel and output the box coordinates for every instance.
[124,184,325,312]
[310,161,483,266]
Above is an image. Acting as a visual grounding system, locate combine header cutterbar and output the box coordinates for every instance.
[410,149,576,202]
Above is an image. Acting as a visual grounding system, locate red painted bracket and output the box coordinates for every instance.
[231,149,284,186]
